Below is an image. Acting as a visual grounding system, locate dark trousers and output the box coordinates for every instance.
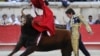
[79,34,90,56]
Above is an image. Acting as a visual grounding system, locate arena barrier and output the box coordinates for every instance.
[0,25,100,44]
[80,24,100,44]
[0,25,21,43]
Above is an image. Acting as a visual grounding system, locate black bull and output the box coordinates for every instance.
[8,14,72,56]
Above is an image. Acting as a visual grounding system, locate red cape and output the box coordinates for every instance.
[31,0,55,36]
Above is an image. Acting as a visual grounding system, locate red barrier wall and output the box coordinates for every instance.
[0,25,100,43]
[0,25,21,43]
[80,24,100,42]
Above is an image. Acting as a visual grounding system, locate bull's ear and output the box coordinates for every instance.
[21,8,26,16]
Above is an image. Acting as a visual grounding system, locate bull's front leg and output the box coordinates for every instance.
[8,41,23,56]
[20,46,36,56]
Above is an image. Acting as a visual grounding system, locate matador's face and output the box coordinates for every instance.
[66,13,73,19]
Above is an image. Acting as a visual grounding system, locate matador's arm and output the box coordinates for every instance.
[78,15,93,33]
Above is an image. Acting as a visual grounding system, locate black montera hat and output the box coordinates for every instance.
[65,8,75,15]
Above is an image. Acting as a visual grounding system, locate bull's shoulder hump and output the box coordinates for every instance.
[56,29,70,32]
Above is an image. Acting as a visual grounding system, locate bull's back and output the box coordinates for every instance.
[36,29,71,51]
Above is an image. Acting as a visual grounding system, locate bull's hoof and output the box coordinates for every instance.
[20,54,27,56]
[8,54,12,56]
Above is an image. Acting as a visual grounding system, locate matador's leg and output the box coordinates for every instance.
[71,25,79,56]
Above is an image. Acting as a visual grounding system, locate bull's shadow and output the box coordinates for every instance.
[8,9,72,56]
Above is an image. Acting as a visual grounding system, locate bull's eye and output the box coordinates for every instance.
[20,17,26,25]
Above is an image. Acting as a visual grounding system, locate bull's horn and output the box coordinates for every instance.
[21,8,26,16]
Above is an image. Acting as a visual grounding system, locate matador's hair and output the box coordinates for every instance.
[65,8,75,15]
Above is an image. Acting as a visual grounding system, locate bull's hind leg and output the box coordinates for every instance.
[8,41,23,56]
[61,40,72,56]
[20,46,36,56]
[61,48,72,56]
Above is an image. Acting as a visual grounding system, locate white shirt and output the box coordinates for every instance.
[87,19,96,25]
[0,18,12,25]
[66,20,71,31]
[66,17,74,31]
[9,18,21,25]
[55,19,60,24]
[8,0,21,2]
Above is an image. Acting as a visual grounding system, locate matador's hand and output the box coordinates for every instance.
[88,31,93,35]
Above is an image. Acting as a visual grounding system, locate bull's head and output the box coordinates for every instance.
[20,8,33,26]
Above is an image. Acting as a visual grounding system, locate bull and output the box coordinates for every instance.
[8,8,72,56]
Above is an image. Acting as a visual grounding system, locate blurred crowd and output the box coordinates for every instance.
[0,14,21,25]
[54,14,100,26]
[0,0,100,2]
[0,0,99,8]
[0,0,100,26]
[87,14,100,25]
[47,0,99,2]
[0,0,29,2]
